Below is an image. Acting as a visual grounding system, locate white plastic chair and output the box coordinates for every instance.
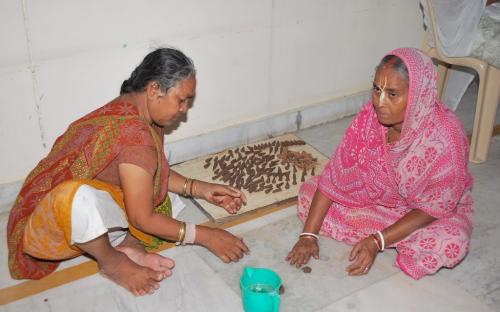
[422,0,500,163]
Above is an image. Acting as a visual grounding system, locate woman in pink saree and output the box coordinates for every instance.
[286,47,473,279]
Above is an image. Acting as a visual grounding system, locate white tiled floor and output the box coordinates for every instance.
[1,82,499,311]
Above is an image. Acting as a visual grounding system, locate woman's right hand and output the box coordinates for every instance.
[285,237,319,267]
[197,226,249,263]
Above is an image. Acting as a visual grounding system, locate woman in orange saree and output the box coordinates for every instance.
[7,48,249,296]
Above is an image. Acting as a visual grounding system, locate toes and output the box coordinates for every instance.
[162,269,173,279]
[135,281,158,296]
[134,288,146,296]
[160,257,175,269]
[148,281,159,293]
[220,255,230,263]
[153,271,164,282]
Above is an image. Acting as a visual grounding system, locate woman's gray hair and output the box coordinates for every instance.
[376,55,409,83]
[120,47,195,95]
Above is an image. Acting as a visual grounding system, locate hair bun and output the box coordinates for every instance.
[120,79,130,94]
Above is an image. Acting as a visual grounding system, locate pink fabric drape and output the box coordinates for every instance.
[298,48,474,279]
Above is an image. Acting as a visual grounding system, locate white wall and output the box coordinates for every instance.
[0,0,424,184]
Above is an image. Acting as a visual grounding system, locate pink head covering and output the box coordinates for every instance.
[318,47,472,219]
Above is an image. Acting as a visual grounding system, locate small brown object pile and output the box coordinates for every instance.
[278,147,318,182]
[204,139,318,194]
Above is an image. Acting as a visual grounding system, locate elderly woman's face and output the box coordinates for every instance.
[372,65,408,131]
[149,76,196,127]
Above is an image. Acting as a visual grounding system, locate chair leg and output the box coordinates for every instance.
[436,62,449,100]
[469,66,500,163]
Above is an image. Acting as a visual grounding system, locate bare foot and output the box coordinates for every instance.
[116,236,175,279]
[99,250,164,296]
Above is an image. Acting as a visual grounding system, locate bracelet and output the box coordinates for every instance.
[182,178,191,197]
[192,179,198,198]
[370,234,381,251]
[176,222,186,245]
[183,223,196,245]
[189,179,196,197]
[299,232,319,240]
[376,230,385,251]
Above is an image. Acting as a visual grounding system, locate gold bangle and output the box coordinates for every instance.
[189,179,196,197]
[182,178,190,197]
[176,222,186,245]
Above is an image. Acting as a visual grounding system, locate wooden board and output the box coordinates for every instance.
[172,133,329,223]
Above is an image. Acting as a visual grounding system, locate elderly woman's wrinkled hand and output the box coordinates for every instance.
[285,237,319,268]
[346,237,379,276]
[202,183,247,214]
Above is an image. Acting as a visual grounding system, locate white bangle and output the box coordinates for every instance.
[299,232,319,240]
[376,230,385,251]
[183,223,196,245]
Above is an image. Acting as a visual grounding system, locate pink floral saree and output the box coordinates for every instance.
[298,48,473,279]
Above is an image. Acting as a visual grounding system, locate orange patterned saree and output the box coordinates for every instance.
[7,101,169,280]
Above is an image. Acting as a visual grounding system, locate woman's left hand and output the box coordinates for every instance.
[346,236,379,276]
[197,181,247,214]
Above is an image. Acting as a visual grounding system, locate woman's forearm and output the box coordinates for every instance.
[381,209,436,247]
[120,164,189,241]
[133,212,183,241]
[168,170,188,194]
[132,211,212,246]
[168,170,209,199]
[302,190,333,234]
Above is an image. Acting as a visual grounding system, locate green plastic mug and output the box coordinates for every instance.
[240,267,282,312]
